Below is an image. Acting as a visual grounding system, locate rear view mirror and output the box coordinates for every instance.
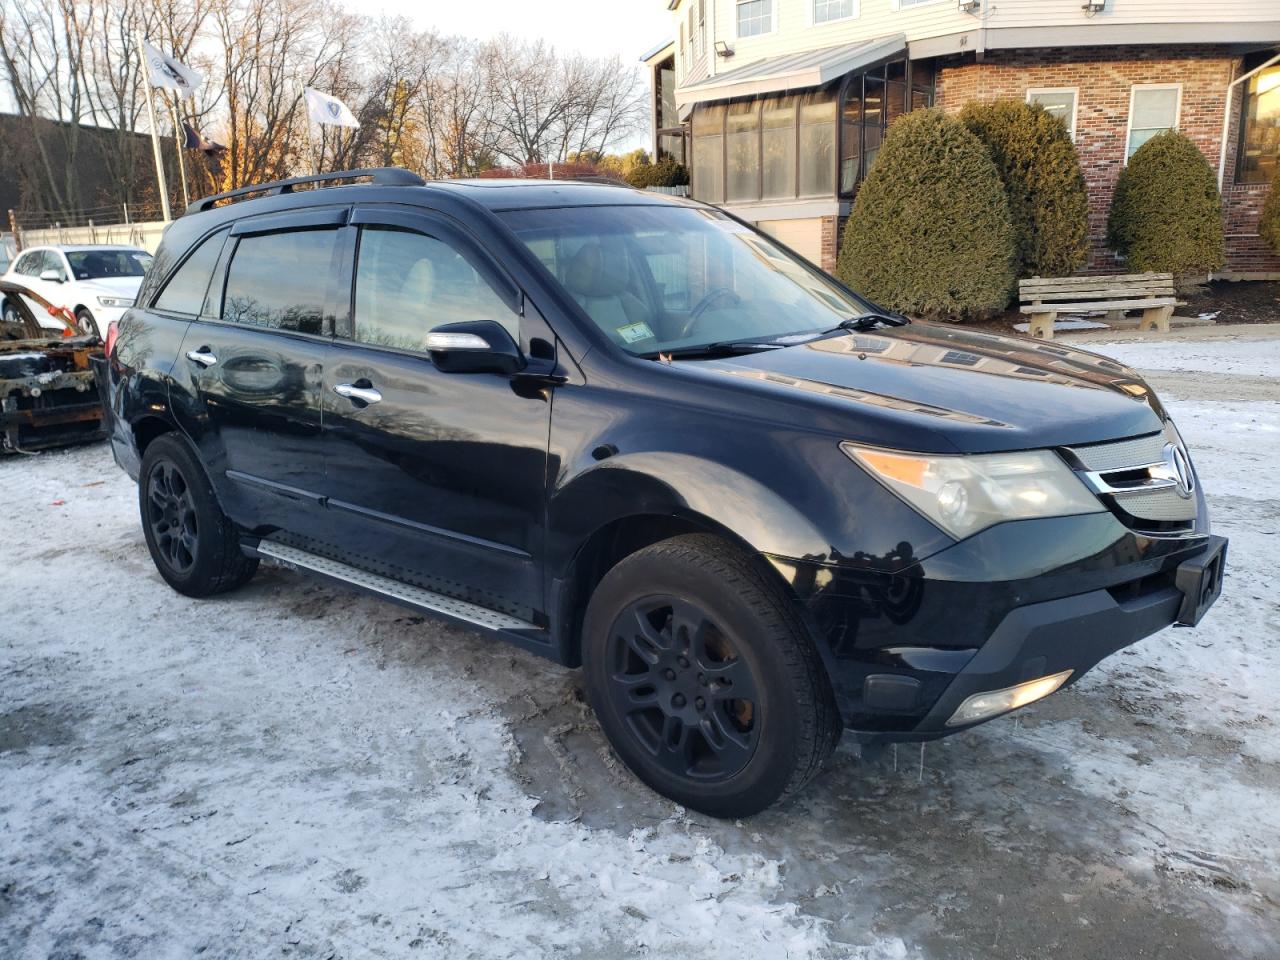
[40,269,64,283]
[424,320,525,375]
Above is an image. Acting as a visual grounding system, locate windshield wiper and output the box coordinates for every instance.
[822,311,910,334]
[639,339,785,361]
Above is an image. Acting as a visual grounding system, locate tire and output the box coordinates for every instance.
[75,308,99,338]
[139,433,258,597]
[1,300,18,325]
[582,534,841,818]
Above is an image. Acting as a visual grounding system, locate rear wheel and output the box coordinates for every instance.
[139,433,258,597]
[582,534,841,818]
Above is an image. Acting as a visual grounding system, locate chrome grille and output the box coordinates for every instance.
[1064,421,1197,529]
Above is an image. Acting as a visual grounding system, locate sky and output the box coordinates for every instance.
[354,0,673,151]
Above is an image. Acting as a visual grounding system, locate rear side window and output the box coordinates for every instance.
[221,229,338,334]
[154,230,227,315]
[351,226,517,350]
[13,251,42,276]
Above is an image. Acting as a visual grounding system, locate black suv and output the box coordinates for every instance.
[102,169,1226,817]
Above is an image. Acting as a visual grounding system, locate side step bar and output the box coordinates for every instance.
[255,540,538,633]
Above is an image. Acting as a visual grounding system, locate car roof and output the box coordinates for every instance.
[421,179,699,212]
[23,244,147,253]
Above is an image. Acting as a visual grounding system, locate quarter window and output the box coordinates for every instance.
[222,229,339,334]
[1238,65,1280,185]
[352,226,517,352]
[814,0,854,23]
[154,229,228,315]
[736,0,772,37]
[1027,88,1078,141]
[1127,85,1180,160]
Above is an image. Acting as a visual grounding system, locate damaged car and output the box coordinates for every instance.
[0,278,107,453]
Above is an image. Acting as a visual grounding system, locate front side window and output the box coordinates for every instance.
[154,230,227,315]
[1028,89,1078,140]
[1238,65,1280,185]
[41,251,67,279]
[1127,85,1180,160]
[500,205,871,356]
[66,249,151,281]
[736,0,772,37]
[814,0,855,23]
[352,226,516,351]
[222,229,339,334]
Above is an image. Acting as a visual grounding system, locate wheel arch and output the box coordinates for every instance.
[554,510,796,669]
[132,413,179,457]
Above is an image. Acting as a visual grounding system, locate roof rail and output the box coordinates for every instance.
[185,167,426,215]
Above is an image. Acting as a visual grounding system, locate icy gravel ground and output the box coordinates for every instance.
[1,337,1278,959]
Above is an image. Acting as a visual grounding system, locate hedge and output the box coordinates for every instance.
[960,99,1089,278]
[1259,165,1280,255]
[1106,130,1226,276]
[836,109,1016,320]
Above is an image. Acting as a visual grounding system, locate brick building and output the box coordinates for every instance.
[644,1,1280,277]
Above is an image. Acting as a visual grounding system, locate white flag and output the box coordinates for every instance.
[142,40,202,97]
[304,87,360,129]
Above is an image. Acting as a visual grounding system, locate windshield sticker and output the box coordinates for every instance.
[616,321,654,344]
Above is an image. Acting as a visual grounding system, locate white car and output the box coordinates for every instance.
[1,244,152,337]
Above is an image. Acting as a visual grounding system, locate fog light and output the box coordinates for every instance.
[946,669,1073,726]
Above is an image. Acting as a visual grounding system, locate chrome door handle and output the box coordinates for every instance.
[333,383,382,405]
[186,348,217,367]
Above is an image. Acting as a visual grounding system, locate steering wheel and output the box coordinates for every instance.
[678,286,740,339]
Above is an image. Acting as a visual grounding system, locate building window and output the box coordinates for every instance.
[1238,65,1280,185]
[798,90,836,196]
[814,0,855,23]
[839,59,919,194]
[688,5,698,58]
[1126,84,1181,160]
[762,96,798,199]
[1027,88,1078,141]
[692,104,726,201]
[893,0,943,8]
[726,101,762,201]
[736,0,772,37]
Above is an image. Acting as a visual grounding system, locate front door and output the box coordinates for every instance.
[170,209,348,536]
[319,209,551,619]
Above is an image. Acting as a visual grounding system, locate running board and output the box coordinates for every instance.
[255,540,538,633]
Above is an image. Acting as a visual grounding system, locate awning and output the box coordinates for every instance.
[675,34,906,109]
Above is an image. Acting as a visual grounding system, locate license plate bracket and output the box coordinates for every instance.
[1174,535,1228,627]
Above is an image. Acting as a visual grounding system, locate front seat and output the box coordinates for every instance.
[562,239,657,349]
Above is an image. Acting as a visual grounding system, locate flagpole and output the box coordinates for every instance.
[138,30,172,222]
[169,91,191,210]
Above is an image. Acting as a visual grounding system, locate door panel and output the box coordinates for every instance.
[320,218,551,617]
[170,219,347,536]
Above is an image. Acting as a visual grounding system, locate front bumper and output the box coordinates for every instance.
[776,513,1227,740]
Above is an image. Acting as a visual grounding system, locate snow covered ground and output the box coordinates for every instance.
[1,334,1277,959]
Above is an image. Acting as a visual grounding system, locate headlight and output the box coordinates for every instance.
[97,296,133,308]
[841,443,1103,539]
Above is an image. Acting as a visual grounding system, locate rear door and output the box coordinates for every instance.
[170,207,349,536]
[318,206,552,618]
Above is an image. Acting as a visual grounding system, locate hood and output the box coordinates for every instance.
[77,276,142,299]
[703,323,1165,454]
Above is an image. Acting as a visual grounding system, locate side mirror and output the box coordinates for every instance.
[424,320,525,375]
[40,269,64,283]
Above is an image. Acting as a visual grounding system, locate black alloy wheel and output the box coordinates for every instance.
[582,534,842,818]
[138,433,258,597]
[607,596,760,782]
[145,459,200,576]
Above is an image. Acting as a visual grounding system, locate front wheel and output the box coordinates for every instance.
[75,308,99,338]
[582,534,841,818]
[139,433,258,597]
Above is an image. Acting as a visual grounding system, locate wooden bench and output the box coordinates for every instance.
[1018,273,1183,339]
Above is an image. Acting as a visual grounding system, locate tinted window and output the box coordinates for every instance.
[66,249,150,280]
[352,226,516,351]
[222,229,338,334]
[154,230,226,315]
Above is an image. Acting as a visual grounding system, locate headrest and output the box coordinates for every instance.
[563,239,630,299]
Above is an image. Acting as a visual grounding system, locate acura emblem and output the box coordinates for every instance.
[1159,442,1195,499]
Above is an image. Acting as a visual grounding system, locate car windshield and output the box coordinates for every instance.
[66,249,152,280]
[499,205,873,356]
